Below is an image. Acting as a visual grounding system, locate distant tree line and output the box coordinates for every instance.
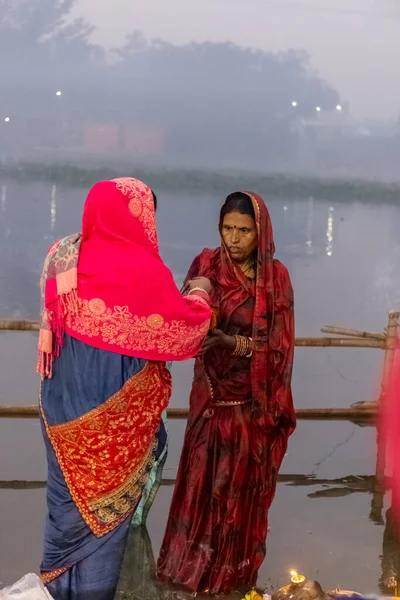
[0,0,342,166]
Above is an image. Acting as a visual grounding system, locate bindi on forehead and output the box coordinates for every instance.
[223,213,256,229]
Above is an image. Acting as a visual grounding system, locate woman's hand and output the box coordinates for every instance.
[188,277,212,295]
[197,329,236,356]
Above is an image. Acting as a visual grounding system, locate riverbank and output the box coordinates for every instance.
[1,161,400,204]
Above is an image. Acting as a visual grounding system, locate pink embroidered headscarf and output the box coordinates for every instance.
[38,178,211,377]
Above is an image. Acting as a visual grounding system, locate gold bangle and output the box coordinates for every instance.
[231,335,250,357]
[187,287,210,298]
[231,335,239,356]
[246,337,253,358]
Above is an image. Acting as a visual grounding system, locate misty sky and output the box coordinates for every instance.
[73,0,400,121]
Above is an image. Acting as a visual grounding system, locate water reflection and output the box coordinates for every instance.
[113,476,400,598]
[116,526,160,600]
[1,183,6,213]
[326,207,334,257]
[305,197,314,255]
[115,526,219,600]
[2,472,398,597]
[50,185,57,231]
[380,507,400,596]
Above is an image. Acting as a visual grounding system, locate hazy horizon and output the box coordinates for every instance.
[2,0,400,177]
[72,0,400,121]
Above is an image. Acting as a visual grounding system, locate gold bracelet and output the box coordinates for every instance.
[187,287,210,298]
[246,337,253,358]
[231,335,250,357]
[233,335,242,356]
[231,335,239,356]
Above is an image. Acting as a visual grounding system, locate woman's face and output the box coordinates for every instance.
[221,210,258,264]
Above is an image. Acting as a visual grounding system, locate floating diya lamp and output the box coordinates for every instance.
[290,570,306,586]
[270,570,307,600]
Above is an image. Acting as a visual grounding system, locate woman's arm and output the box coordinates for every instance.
[181,255,202,295]
[156,256,213,361]
[184,255,253,357]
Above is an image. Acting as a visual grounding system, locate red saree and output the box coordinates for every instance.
[157,192,295,594]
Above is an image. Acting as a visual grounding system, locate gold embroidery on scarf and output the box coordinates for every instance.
[88,298,106,315]
[147,314,164,329]
[244,192,261,235]
[40,362,171,537]
[113,177,158,249]
[129,197,143,218]
[89,441,156,512]
[40,567,69,584]
[66,298,209,357]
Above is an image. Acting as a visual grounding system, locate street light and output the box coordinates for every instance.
[4,117,10,123]
[316,106,321,112]
[292,101,298,107]
[56,91,62,97]
[336,104,342,111]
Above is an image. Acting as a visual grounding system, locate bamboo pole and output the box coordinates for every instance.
[0,317,387,424]
[0,473,380,490]
[0,314,394,513]
[321,325,385,341]
[0,405,377,421]
[0,320,39,331]
[0,480,47,489]
[0,406,39,417]
[295,337,383,348]
[0,319,385,348]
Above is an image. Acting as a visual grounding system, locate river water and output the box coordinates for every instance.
[1,178,400,594]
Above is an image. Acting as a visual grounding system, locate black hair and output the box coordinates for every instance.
[220,191,255,222]
[151,190,157,211]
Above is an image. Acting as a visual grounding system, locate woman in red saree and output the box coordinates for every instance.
[157,191,296,595]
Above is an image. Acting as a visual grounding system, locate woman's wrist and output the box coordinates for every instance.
[187,287,209,298]
[224,335,237,351]
[186,288,211,305]
[230,335,253,357]
[246,337,253,358]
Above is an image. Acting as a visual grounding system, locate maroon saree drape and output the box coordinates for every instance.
[157,192,296,594]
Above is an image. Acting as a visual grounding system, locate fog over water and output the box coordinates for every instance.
[1,0,400,595]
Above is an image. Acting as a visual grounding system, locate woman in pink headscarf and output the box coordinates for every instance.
[37,178,211,600]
